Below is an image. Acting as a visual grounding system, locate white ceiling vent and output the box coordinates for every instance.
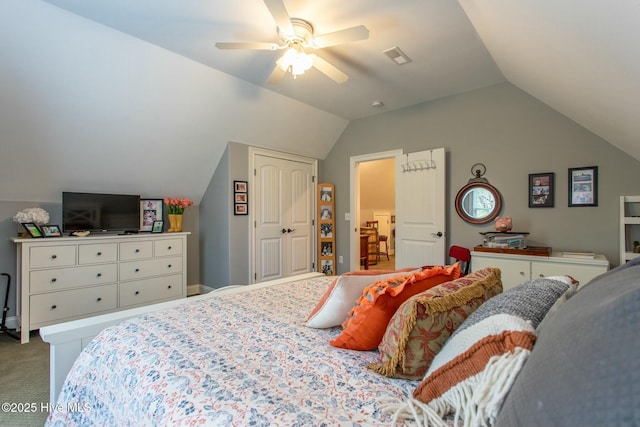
[383,46,412,65]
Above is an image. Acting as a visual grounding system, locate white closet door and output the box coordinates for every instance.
[394,148,446,268]
[254,154,314,282]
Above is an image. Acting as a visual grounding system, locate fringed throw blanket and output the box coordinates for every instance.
[382,277,572,427]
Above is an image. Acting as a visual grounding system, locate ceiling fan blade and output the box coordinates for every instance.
[267,64,287,84]
[263,0,294,36]
[215,42,279,50]
[311,55,348,83]
[312,25,369,48]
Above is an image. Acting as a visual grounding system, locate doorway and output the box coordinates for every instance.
[350,148,447,271]
[359,159,396,270]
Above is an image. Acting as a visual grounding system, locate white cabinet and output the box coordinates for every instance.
[13,232,189,343]
[472,251,609,291]
[620,196,640,265]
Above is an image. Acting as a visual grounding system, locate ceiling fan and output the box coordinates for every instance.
[215,0,369,84]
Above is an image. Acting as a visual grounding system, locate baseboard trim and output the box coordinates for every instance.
[187,284,214,297]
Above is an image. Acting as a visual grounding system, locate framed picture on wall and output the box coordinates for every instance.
[568,166,598,207]
[528,172,554,208]
[234,181,248,215]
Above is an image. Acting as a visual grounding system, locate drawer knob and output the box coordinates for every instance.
[135,291,140,295]
[96,297,102,302]
[520,271,525,275]
[135,268,140,273]
[135,249,140,253]
[97,252,102,256]
[168,246,172,250]
[51,254,57,260]
[96,273,102,278]
[50,278,57,283]
[51,304,57,310]
[167,285,172,289]
[168,264,172,269]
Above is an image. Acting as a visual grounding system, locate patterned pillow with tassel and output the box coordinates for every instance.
[381,276,573,427]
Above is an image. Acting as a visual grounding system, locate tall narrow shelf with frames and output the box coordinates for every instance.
[620,195,640,264]
[318,183,336,275]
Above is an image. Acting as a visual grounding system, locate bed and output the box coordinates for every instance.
[43,273,420,426]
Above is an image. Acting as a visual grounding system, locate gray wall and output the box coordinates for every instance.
[322,82,640,274]
[199,142,250,287]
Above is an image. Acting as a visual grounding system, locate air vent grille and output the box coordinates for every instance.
[383,46,412,65]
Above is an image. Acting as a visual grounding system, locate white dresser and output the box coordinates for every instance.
[12,232,189,343]
[471,250,609,291]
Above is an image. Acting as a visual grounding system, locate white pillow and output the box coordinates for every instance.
[304,268,420,328]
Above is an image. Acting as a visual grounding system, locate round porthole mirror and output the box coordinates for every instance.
[455,164,502,224]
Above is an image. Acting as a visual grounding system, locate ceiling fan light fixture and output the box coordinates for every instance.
[278,47,314,76]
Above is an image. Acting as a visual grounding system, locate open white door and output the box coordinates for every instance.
[394,148,446,268]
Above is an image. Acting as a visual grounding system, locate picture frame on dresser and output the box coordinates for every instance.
[151,220,164,233]
[529,172,554,208]
[140,199,164,231]
[568,166,598,207]
[21,222,43,238]
[41,225,62,237]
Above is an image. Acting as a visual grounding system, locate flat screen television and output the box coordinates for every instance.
[62,192,140,234]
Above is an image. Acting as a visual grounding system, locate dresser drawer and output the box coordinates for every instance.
[119,256,183,281]
[30,284,117,325]
[30,264,118,294]
[29,246,76,269]
[78,243,118,264]
[154,238,183,257]
[119,241,153,260]
[119,274,184,308]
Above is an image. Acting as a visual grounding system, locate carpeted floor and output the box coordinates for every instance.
[0,330,49,427]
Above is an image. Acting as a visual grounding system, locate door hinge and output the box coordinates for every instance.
[312,219,315,226]
[312,262,315,270]
[254,273,257,280]
[254,169,256,176]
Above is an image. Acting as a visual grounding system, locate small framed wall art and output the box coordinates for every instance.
[140,199,164,231]
[41,225,62,237]
[568,166,598,207]
[234,181,248,215]
[528,172,554,208]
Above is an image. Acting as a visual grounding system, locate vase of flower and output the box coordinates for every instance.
[168,214,183,232]
[164,197,193,232]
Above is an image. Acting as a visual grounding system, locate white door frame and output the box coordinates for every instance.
[249,147,318,283]
[349,150,403,270]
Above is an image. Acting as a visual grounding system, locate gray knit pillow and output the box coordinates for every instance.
[402,276,571,427]
[496,259,640,427]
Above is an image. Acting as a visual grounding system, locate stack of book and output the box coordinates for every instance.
[483,233,527,249]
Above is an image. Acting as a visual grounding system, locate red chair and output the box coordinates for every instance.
[449,245,471,275]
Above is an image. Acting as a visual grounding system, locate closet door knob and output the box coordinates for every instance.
[96,297,102,302]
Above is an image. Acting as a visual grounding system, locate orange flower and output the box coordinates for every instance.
[164,197,193,214]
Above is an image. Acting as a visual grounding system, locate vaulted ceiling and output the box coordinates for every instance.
[41,0,640,164]
[2,0,639,204]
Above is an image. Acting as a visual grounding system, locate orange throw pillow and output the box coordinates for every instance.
[330,264,461,351]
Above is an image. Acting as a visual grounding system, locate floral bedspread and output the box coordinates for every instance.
[46,275,419,426]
